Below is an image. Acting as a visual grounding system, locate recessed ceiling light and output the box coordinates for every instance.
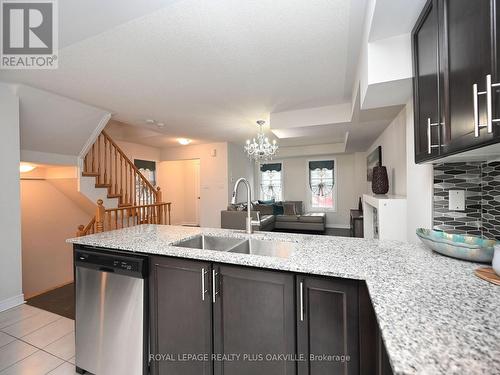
[177,138,192,145]
[156,122,165,128]
[145,119,155,124]
[20,163,36,173]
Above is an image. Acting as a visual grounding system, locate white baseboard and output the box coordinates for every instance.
[325,224,350,229]
[0,294,25,313]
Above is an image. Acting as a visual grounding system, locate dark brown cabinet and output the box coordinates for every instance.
[412,0,442,162]
[150,256,388,375]
[412,0,500,163]
[150,257,213,375]
[297,275,359,375]
[213,265,296,375]
[441,0,499,153]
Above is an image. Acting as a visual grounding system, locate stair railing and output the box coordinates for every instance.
[82,130,159,206]
[77,199,172,237]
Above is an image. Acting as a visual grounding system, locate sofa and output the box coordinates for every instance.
[221,200,326,233]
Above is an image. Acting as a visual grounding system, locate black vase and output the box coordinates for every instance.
[372,166,389,194]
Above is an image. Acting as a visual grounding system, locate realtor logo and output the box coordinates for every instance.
[1,0,58,69]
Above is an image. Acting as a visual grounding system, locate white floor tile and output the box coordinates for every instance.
[0,333,14,349]
[47,362,79,375]
[0,350,63,375]
[67,356,75,365]
[0,340,37,371]
[22,318,74,348]
[0,305,43,330]
[44,331,75,360]
[1,311,60,339]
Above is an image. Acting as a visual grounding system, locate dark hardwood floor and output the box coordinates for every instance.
[27,283,75,320]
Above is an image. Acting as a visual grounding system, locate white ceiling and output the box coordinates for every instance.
[0,0,427,152]
[0,0,367,148]
[369,0,427,42]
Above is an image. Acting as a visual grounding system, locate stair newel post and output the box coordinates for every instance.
[76,224,85,237]
[103,137,107,185]
[96,199,105,233]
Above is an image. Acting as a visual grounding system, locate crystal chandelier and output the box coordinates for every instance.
[244,120,278,161]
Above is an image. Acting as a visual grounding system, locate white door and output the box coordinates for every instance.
[194,160,200,226]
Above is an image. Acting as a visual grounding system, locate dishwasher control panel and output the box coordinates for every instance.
[74,248,146,278]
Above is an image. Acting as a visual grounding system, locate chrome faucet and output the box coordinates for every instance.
[231,178,254,234]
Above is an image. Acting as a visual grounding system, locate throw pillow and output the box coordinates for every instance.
[283,202,297,215]
[272,203,284,215]
[254,204,274,216]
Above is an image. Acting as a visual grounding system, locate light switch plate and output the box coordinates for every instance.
[449,190,465,211]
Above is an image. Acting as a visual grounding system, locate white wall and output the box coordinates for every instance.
[0,84,23,311]
[158,159,200,226]
[116,140,161,165]
[254,153,362,228]
[365,106,407,196]
[363,100,433,243]
[227,143,254,202]
[161,143,228,228]
[20,179,89,298]
[405,99,433,243]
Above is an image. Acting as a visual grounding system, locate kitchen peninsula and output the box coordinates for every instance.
[68,224,500,374]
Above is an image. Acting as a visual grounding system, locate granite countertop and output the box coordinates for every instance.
[67,224,500,375]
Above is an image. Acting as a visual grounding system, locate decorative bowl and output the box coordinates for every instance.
[416,228,498,263]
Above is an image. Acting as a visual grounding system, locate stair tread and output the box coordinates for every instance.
[95,183,112,188]
[82,172,99,177]
[108,193,122,198]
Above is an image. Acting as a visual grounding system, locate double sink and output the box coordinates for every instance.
[174,235,294,259]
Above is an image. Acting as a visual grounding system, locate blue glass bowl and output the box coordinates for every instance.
[416,228,497,263]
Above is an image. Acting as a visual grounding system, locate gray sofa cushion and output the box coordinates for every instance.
[298,213,326,223]
[275,215,299,222]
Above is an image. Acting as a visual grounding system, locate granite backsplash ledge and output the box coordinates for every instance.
[433,161,500,240]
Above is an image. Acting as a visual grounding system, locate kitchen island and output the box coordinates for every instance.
[68,224,500,374]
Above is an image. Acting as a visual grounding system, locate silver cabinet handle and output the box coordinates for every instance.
[427,118,432,154]
[212,269,218,303]
[299,281,304,322]
[486,74,493,134]
[427,118,441,154]
[473,83,480,137]
[201,268,207,301]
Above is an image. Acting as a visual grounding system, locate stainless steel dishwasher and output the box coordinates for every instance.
[74,247,148,375]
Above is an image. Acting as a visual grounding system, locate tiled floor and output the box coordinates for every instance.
[0,304,78,374]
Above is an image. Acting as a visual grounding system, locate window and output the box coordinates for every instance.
[309,160,335,210]
[259,162,282,201]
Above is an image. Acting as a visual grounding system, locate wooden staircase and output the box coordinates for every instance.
[82,130,159,206]
[77,130,171,236]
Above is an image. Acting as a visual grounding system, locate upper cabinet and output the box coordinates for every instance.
[412,0,500,163]
[412,0,442,162]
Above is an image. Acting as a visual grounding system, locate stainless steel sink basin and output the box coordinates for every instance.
[175,235,295,259]
[174,235,245,251]
[229,239,295,259]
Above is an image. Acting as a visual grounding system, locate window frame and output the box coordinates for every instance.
[306,157,337,212]
[258,160,284,201]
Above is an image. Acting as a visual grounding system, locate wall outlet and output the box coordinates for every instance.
[449,190,465,211]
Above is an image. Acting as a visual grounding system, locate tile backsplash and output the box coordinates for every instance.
[433,161,500,240]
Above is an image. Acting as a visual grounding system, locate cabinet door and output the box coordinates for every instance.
[412,0,442,162]
[297,276,359,375]
[441,0,498,152]
[150,257,213,375]
[213,265,296,375]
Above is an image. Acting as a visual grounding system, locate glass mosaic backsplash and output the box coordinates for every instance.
[433,161,500,240]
